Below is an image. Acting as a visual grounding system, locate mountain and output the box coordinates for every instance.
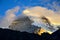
[0,28,60,40]
[9,15,39,33]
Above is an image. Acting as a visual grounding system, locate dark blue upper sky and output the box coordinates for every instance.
[0,0,60,18]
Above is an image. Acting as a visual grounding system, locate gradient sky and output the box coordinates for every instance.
[0,0,60,18]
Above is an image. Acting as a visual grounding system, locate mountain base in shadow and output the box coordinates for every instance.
[0,28,60,40]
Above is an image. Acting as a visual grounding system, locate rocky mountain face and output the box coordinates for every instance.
[9,14,59,35]
[9,16,39,33]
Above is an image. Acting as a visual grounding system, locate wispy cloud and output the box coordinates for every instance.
[0,6,20,28]
[47,2,60,12]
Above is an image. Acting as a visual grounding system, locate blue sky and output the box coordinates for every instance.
[0,0,60,18]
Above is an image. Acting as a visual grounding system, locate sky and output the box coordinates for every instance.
[0,0,60,28]
[0,0,60,17]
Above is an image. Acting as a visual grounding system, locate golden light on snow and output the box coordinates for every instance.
[23,6,60,35]
[37,28,52,35]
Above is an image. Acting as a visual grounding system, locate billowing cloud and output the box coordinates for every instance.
[0,6,20,28]
[23,6,60,25]
[23,6,60,33]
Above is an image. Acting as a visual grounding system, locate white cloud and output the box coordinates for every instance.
[0,6,20,29]
[23,6,60,33]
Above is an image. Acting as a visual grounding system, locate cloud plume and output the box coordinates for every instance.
[23,6,60,33]
[0,6,20,29]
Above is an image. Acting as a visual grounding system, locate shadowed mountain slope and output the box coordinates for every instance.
[0,28,60,40]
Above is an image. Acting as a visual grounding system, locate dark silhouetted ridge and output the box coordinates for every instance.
[0,28,60,40]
